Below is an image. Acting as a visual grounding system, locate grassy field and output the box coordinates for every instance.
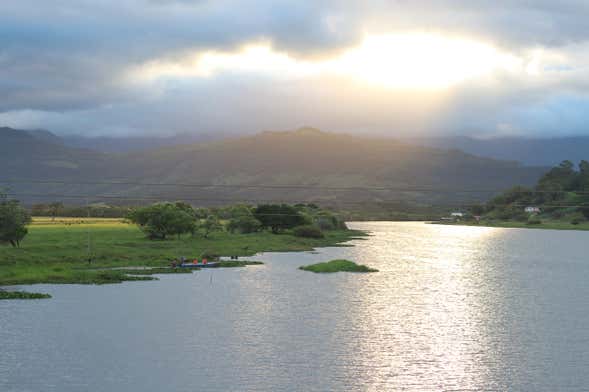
[0,219,363,287]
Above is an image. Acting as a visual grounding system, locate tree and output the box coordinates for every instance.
[313,211,346,231]
[48,202,64,221]
[469,204,486,216]
[226,205,261,234]
[579,160,589,191]
[537,160,578,197]
[0,194,32,248]
[227,215,262,234]
[174,201,195,215]
[199,215,223,238]
[127,203,196,240]
[254,204,306,233]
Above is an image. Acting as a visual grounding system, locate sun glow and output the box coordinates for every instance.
[333,34,521,89]
[133,33,523,90]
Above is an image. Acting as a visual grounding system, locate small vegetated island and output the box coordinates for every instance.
[0,290,52,300]
[299,259,378,273]
[440,160,589,230]
[0,196,362,299]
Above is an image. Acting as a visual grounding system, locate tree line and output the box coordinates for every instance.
[473,160,589,222]
[127,202,346,240]
[0,196,347,248]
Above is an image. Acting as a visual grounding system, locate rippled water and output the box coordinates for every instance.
[2,222,589,391]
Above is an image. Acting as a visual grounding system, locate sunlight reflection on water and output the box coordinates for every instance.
[1,222,589,391]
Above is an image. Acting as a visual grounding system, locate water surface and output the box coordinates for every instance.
[2,222,589,391]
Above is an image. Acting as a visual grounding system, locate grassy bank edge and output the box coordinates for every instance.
[0,290,52,300]
[432,220,589,231]
[1,228,365,287]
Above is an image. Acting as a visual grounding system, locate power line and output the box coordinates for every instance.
[4,191,478,207]
[6,191,588,208]
[0,178,570,193]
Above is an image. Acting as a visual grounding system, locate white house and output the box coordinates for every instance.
[525,206,541,214]
[450,212,465,218]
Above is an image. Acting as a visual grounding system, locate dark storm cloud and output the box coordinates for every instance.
[0,0,362,112]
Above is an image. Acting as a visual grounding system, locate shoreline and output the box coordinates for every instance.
[0,221,365,290]
[431,220,589,231]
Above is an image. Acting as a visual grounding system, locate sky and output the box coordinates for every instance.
[2,0,589,138]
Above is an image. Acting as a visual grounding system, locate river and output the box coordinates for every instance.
[1,222,589,391]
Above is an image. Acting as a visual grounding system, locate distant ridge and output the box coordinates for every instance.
[406,135,589,166]
[12,125,589,166]
[0,127,547,206]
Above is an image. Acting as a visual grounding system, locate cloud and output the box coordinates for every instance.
[2,1,589,136]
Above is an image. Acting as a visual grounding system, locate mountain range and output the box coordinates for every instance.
[0,126,549,207]
[406,135,589,166]
[16,127,589,166]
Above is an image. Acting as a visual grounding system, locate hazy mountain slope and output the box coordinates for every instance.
[1,127,547,206]
[0,127,110,179]
[407,136,589,166]
[115,128,546,204]
[61,133,223,153]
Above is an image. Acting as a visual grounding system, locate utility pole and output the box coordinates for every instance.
[86,198,92,264]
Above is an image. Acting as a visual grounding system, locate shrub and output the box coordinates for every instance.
[293,225,324,238]
[571,218,581,225]
[313,212,347,230]
[527,217,542,225]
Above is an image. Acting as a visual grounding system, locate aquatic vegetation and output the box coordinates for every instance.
[216,260,264,268]
[115,267,194,275]
[299,259,378,273]
[0,265,155,286]
[0,290,51,300]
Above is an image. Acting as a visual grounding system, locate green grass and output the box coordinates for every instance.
[436,219,589,231]
[113,267,194,275]
[0,290,52,300]
[299,259,378,273]
[216,260,264,268]
[0,221,362,285]
[0,265,155,285]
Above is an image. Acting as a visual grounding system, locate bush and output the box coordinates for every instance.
[313,212,347,230]
[527,217,542,225]
[571,218,581,225]
[293,225,324,238]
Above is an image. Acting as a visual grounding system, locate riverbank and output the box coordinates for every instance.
[434,219,589,231]
[0,219,365,287]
